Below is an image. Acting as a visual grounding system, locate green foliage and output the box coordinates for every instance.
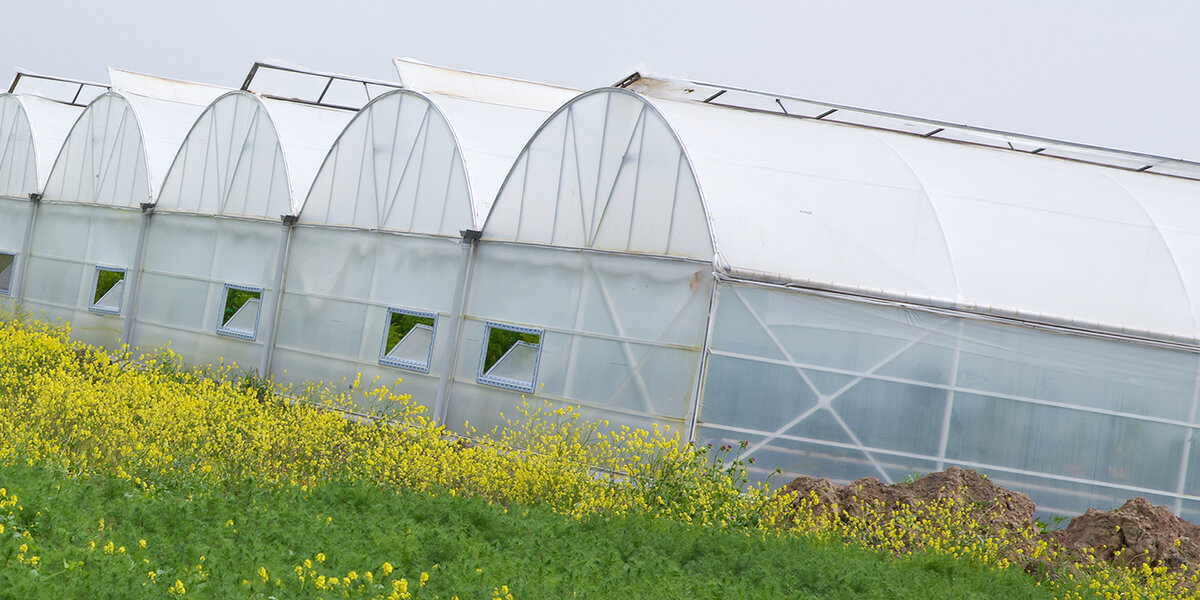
[0,462,1055,599]
[92,269,124,304]
[385,312,435,354]
[222,287,261,325]
[483,327,540,374]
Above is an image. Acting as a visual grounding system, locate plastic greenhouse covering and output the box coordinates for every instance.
[7,59,1200,523]
[272,60,577,416]
[0,92,82,306]
[132,89,355,372]
[19,71,223,349]
[483,85,1200,519]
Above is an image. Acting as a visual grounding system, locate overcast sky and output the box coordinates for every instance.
[4,1,1197,160]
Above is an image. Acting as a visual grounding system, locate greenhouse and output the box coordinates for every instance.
[270,59,577,418]
[0,82,87,308]
[475,75,1200,519]
[5,58,1200,522]
[129,65,363,372]
[17,70,224,349]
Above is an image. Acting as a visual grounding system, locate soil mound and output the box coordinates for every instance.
[781,466,1037,535]
[1046,497,1200,569]
[780,467,1200,573]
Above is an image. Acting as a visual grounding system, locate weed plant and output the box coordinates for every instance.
[0,310,1193,598]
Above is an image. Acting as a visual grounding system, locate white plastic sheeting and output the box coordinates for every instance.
[21,80,218,348]
[394,58,577,114]
[0,94,82,196]
[157,92,353,218]
[134,91,353,369]
[275,75,570,410]
[445,243,711,436]
[695,282,1200,518]
[486,85,1200,519]
[0,93,82,305]
[486,90,713,259]
[649,96,1200,344]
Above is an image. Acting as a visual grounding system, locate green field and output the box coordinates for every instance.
[0,462,1052,599]
[0,311,1187,598]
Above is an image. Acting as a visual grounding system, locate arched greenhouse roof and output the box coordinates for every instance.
[488,86,1200,345]
[41,69,224,208]
[301,63,576,233]
[0,93,82,198]
[156,91,354,220]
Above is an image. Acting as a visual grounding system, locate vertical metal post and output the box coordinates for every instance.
[121,203,154,347]
[258,215,297,376]
[1173,356,1200,514]
[433,229,480,425]
[935,319,966,471]
[684,272,720,444]
[14,193,41,304]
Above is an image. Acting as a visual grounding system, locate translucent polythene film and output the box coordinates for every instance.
[21,203,141,349]
[301,91,472,234]
[302,89,553,234]
[487,90,713,260]
[443,242,710,436]
[133,213,280,369]
[652,95,1200,342]
[42,92,208,208]
[0,93,84,197]
[270,227,462,399]
[0,196,29,258]
[157,93,351,220]
[695,281,1200,517]
[0,96,38,198]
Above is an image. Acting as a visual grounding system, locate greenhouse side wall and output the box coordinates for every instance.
[0,196,30,309]
[695,280,1200,518]
[133,213,281,370]
[21,202,141,349]
[271,227,464,408]
[443,241,711,436]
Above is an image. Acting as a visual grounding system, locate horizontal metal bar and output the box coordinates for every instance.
[699,420,1200,503]
[707,346,1200,430]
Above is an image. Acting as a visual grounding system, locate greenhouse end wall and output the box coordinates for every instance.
[695,280,1200,518]
[133,213,282,370]
[443,241,712,437]
[21,202,143,350]
[270,227,465,407]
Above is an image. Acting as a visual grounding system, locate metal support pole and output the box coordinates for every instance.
[121,203,154,347]
[935,319,966,471]
[258,215,297,377]
[1173,357,1200,514]
[684,273,719,444]
[433,229,480,425]
[15,193,42,305]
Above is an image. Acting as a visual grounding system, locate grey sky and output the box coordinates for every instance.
[4,1,1197,160]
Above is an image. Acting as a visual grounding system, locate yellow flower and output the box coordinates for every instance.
[381,562,393,577]
[257,566,269,583]
[139,539,147,548]
[420,571,429,586]
[316,552,325,563]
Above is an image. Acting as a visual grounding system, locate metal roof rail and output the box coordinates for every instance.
[241,60,403,111]
[616,72,1200,182]
[8,70,111,107]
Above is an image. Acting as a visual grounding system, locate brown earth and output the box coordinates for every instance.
[780,466,1200,572]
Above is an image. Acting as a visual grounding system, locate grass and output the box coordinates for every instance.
[0,461,1054,600]
[0,311,1186,598]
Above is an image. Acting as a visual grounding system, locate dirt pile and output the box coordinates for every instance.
[1046,497,1200,570]
[781,466,1037,535]
[780,467,1200,572]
